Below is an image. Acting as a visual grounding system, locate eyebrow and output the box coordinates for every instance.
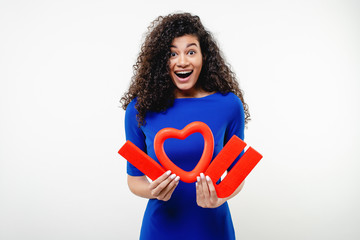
[170,43,199,48]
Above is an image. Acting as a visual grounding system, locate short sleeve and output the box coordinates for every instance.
[224,95,245,171]
[124,99,146,176]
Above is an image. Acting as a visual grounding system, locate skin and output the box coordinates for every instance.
[196,173,244,208]
[128,171,180,201]
[127,34,244,207]
[169,35,207,98]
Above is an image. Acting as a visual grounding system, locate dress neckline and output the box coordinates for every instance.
[174,92,218,100]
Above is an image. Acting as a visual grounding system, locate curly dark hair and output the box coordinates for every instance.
[120,12,250,126]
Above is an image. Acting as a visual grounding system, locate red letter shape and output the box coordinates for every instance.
[118,141,165,181]
[205,135,263,198]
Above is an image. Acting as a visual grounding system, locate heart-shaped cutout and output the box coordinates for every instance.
[154,121,214,183]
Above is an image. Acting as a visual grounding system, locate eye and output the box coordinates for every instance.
[170,52,177,57]
[188,50,196,55]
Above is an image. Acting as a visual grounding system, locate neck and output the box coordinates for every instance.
[174,88,214,99]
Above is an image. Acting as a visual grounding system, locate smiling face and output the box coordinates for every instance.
[169,35,203,98]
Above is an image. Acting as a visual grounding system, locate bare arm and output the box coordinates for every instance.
[127,170,180,201]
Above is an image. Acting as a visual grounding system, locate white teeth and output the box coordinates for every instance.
[176,71,192,74]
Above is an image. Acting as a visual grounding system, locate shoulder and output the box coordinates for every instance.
[218,92,245,122]
[125,98,138,116]
[217,92,244,109]
[125,98,141,127]
[126,98,137,110]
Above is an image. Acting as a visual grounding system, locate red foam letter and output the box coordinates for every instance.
[205,135,263,198]
[118,141,165,181]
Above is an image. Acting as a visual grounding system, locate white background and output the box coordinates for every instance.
[1,0,359,239]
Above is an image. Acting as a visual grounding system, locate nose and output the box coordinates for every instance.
[176,53,189,68]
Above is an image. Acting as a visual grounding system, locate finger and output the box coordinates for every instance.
[149,170,171,190]
[199,173,211,207]
[196,176,206,207]
[200,173,210,200]
[206,175,217,197]
[162,176,180,200]
[158,175,178,199]
[152,173,176,197]
[206,175,218,203]
[196,176,202,202]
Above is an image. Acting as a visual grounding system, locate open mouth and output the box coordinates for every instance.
[175,70,193,79]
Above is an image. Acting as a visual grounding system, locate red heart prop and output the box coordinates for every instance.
[154,121,214,183]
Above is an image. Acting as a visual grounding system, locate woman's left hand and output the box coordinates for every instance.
[196,173,226,208]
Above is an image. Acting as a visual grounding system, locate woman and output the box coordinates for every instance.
[121,12,250,240]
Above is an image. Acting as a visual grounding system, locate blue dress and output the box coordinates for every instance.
[125,92,245,240]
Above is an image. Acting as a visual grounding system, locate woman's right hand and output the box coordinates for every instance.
[149,170,180,201]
